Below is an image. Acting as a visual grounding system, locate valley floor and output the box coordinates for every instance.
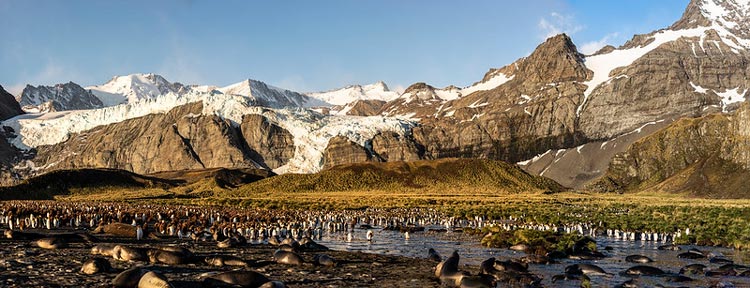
[59,187,750,249]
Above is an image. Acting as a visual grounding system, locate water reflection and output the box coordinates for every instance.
[316,226,750,287]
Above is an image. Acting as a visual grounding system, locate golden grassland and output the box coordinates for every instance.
[55,184,750,248]
[34,158,750,249]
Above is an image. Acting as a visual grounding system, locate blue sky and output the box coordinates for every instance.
[0,0,687,95]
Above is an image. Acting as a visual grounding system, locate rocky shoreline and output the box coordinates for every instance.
[0,229,448,287]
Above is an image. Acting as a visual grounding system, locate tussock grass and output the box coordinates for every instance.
[11,158,750,249]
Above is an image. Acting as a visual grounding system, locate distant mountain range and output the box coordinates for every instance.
[0,0,749,197]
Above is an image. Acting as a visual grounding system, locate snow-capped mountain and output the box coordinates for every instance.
[1,0,749,195]
[378,68,516,119]
[218,79,328,108]
[86,73,328,109]
[305,81,400,106]
[86,73,190,106]
[18,82,104,113]
[3,90,413,176]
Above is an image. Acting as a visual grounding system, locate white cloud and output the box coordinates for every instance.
[538,12,583,39]
[579,33,620,55]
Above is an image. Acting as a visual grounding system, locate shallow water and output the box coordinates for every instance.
[316,226,750,287]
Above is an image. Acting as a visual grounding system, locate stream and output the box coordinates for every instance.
[315,226,750,287]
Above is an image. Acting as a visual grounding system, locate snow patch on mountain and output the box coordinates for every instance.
[306,81,399,106]
[461,73,514,96]
[2,91,413,174]
[689,82,745,111]
[87,73,184,106]
[578,27,710,116]
[19,82,104,113]
[716,87,747,110]
[399,87,460,104]
[700,0,750,30]
[434,86,462,101]
[219,79,328,108]
[691,82,710,94]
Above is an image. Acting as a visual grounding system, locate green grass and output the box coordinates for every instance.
[11,159,750,249]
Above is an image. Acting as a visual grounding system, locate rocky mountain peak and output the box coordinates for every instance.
[87,73,190,106]
[220,78,327,108]
[0,85,23,121]
[672,0,750,38]
[516,33,590,84]
[372,81,389,91]
[403,82,434,94]
[19,82,103,113]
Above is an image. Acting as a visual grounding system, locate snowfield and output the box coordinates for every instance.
[306,81,400,106]
[1,91,415,174]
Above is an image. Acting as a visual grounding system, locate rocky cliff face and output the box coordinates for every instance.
[18,82,104,113]
[240,114,295,169]
[322,136,373,169]
[333,100,387,116]
[380,83,462,119]
[410,34,589,164]
[23,102,259,176]
[723,101,750,167]
[370,132,423,162]
[577,32,748,140]
[594,103,750,198]
[0,85,23,121]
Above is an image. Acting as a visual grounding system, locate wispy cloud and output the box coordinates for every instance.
[579,32,620,55]
[538,12,583,39]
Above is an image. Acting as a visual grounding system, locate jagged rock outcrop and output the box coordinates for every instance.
[671,0,750,39]
[341,100,387,116]
[0,85,23,121]
[380,83,462,118]
[240,114,295,169]
[412,34,590,163]
[322,136,373,169]
[18,82,104,113]
[577,32,748,140]
[27,102,259,176]
[594,103,750,198]
[370,132,423,162]
[0,86,24,177]
[724,101,750,167]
